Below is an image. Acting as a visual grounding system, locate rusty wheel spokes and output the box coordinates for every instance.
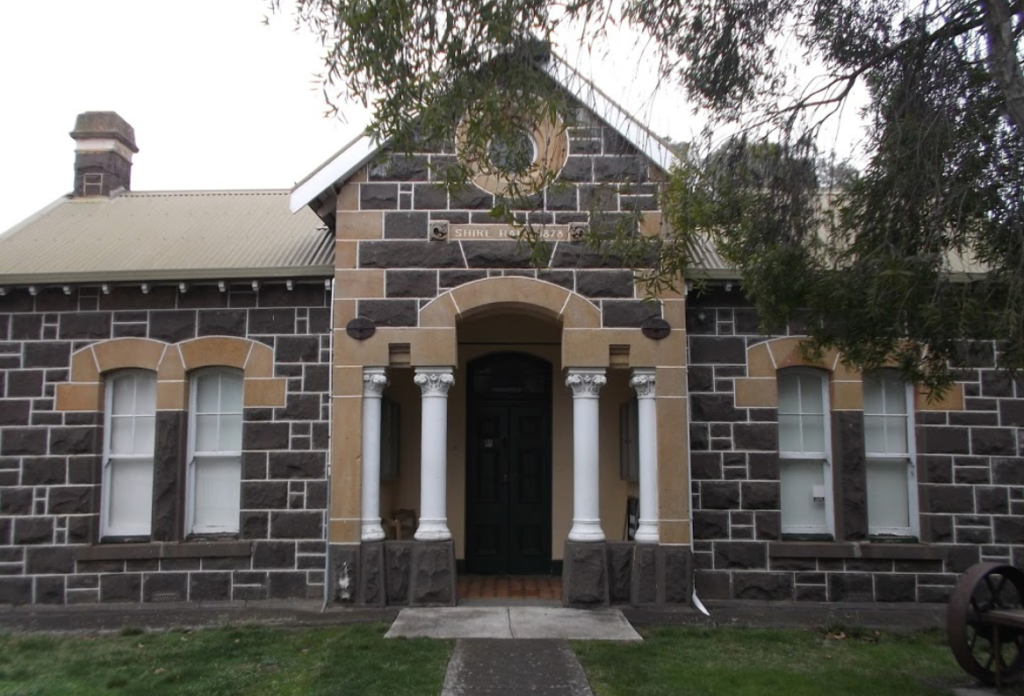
[949,563,1024,686]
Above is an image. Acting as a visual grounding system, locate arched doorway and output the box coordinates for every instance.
[464,352,552,574]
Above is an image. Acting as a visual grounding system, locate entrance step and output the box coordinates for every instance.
[441,639,594,696]
[385,606,642,641]
[458,574,562,601]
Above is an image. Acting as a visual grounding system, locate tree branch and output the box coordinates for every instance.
[982,0,1024,135]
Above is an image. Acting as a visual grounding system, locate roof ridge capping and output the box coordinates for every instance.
[288,48,680,214]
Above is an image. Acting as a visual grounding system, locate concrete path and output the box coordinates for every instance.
[386,606,642,641]
[441,639,594,696]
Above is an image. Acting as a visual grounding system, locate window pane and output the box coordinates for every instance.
[195,414,219,452]
[133,415,155,455]
[220,373,243,412]
[110,416,133,454]
[193,457,241,532]
[863,375,884,414]
[864,415,885,454]
[219,414,243,452]
[885,415,908,453]
[111,375,136,415]
[780,459,827,532]
[884,377,907,415]
[778,414,801,452]
[799,375,824,413]
[135,375,156,416]
[867,458,911,532]
[778,375,800,414]
[195,373,219,414]
[108,458,153,534]
[801,415,826,452]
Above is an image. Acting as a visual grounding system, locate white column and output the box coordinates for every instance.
[566,368,606,542]
[631,369,659,543]
[361,368,388,541]
[414,367,454,541]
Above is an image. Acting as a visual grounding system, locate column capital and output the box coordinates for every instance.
[565,368,606,398]
[363,367,389,398]
[630,369,657,399]
[414,367,455,397]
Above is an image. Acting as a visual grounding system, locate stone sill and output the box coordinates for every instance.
[768,541,944,561]
[77,541,252,562]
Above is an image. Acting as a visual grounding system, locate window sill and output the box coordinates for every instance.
[77,540,251,562]
[768,540,944,561]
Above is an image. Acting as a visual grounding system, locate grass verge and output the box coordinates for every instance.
[0,623,450,696]
[574,625,1022,696]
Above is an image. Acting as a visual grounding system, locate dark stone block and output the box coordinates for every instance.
[450,187,494,209]
[386,541,411,604]
[59,312,111,339]
[748,453,780,480]
[67,516,95,545]
[269,571,311,599]
[755,512,781,540]
[977,487,1009,514]
[49,427,98,455]
[741,482,780,510]
[687,366,714,393]
[360,183,398,209]
[244,422,290,450]
[993,458,1024,484]
[48,486,93,515]
[101,574,142,602]
[35,576,65,605]
[359,541,386,606]
[278,394,321,421]
[559,156,593,182]
[198,310,247,337]
[360,240,465,269]
[535,270,574,290]
[149,311,196,343]
[834,411,867,540]
[999,400,1024,427]
[303,365,330,393]
[630,543,658,605]
[269,451,326,479]
[461,242,535,269]
[384,211,428,240]
[694,570,731,599]
[607,542,632,604]
[270,511,323,539]
[413,184,449,209]
[410,540,456,606]
[8,371,43,398]
[11,315,42,340]
[249,308,295,335]
[660,545,692,604]
[26,546,75,574]
[0,578,33,605]
[190,572,232,601]
[714,542,767,569]
[593,156,646,183]
[386,270,437,298]
[602,300,659,328]
[994,516,1024,543]
[2,428,47,456]
[372,154,429,182]
[328,544,359,603]
[253,541,296,569]
[242,481,289,510]
[690,394,745,423]
[945,545,981,573]
[691,453,723,480]
[920,456,953,484]
[306,481,327,510]
[733,572,793,600]
[24,342,70,368]
[828,572,873,601]
[575,271,634,298]
[971,428,1017,456]
[956,527,992,544]
[562,540,608,607]
[918,426,970,454]
[920,484,974,513]
[702,482,740,510]
[0,518,9,545]
[733,424,777,451]
[359,300,418,327]
[693,511,730,539]
[921,515,953,543]
[276,336,320,363]
[143,573,188,602]
[982,371,1014,397]
[22,458,65,486]
[440,270,488,288]
[14,517,53,545]
[690,336,745,365]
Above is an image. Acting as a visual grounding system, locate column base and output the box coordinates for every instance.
[361,520,385,542]
[410,539,457,606]
[562,540,610,607]
[567,520,606,543]
[414,519,452,541]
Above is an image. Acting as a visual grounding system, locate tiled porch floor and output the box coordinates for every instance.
[458,575,562,601]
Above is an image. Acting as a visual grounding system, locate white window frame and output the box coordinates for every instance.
[863,370,919,538]
[186,368,243,536]
[778,369,834,537]
[101,369,156,538]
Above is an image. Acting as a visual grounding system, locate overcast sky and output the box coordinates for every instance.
[0,2,862,234]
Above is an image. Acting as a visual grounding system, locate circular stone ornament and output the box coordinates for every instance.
[457,115,569,196]
[641,317,671,340]
[346,317,377,341]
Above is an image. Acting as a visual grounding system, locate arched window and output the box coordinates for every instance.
[863,370,918,537]
[102,370,157,538]
[778,369,833,536]
[187,368,243,535]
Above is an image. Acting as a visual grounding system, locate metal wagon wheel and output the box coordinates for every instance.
[948,562,1024,686]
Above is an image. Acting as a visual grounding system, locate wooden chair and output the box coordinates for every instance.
[386,508,417,540]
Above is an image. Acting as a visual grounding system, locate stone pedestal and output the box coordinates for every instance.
[562,540,610,607]
[386,541,412,604]
[410,539,457,605]
[328,543,360,604]
[359,541,386,606]
[630,544,692,605]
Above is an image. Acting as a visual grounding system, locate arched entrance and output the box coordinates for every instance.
[465,352,552,575]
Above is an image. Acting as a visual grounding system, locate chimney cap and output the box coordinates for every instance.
[69,111,138,153]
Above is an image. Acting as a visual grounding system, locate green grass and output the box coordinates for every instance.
[0,623,450,696]
[574,625,1023,696]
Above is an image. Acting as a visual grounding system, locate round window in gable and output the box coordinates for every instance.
[486,128,537,176]
[457,115,569,196]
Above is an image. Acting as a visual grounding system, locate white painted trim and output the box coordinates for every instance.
[864,375,919,538]
[101,370,156,538]
[289,133,384,213]
[186,368,243,536]
[778,369,834,537]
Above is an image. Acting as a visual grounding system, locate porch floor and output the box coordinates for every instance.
[458,575,562,601]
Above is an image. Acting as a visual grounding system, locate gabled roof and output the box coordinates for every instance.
[289,52,681,214]
[0,191,333,286]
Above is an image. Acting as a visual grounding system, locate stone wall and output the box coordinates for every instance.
[0,282,332,605]
[687,289,1024,602]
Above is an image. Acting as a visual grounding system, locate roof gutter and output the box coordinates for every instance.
[0,265,335,287]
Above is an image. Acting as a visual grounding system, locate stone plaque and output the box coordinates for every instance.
[448,223,578,242]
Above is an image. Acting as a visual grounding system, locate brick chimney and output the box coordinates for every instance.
[69,111,138,197]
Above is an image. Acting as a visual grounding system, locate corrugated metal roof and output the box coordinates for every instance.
[0,190,333,285]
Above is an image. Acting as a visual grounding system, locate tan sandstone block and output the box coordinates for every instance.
[70,348,100,383]
[329,520,361,543]
[244,342,275,379]
[658,519,691,544]
[157,345,185,382]
[453,277,568,321]
[560,294,601,330]
[655,367,688,398]
[735,378,778,408]
[337,181,360,212]
[830,380,863,411]
[157,381,187,411]
[562,329,610,368]
[338,211,383,240]
[179,337,250,371]
[330,396,363,528]
[410,329,458,366]
[419,292,458,328]
[94,338,166,373]
[333,300,357,328]
[244,378,287,408]
[916,383,965,411]
[657,396,689,522]
[336,241,358,269]
[333,366,366,397]
[638,212,665,238]
[334,270,385,299]
[747,342,775,378]
[55,383,103,412]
